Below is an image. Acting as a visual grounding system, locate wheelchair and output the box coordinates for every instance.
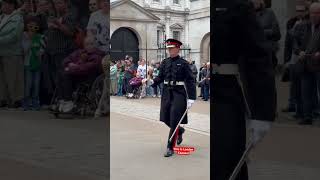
[126,84,143,99]
[49,74,105,118]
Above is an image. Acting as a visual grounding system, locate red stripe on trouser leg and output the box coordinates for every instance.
[173,129,179,148]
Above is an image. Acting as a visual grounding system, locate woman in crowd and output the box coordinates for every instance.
[127,71,143,98]
[0,0,25,108]
[56,36,104,113]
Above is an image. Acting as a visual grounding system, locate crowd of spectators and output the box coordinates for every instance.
[110,55,210,101]
[0,0,110,117]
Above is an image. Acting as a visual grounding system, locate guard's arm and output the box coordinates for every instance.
[184,62,197,100]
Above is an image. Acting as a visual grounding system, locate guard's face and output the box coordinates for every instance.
[168,47,180,57]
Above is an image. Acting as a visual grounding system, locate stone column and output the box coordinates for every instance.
[165,15,170,39]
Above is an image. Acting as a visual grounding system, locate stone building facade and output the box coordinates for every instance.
[110,0,210,69]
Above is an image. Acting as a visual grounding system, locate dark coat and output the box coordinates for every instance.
[256,8,281,52]
[152,55,196,127]
[293,21,320,72]
[213,0,276,122]
[213,1,277,179]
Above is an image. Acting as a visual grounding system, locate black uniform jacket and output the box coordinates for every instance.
[153,55,196,126]
[212,0,276,122]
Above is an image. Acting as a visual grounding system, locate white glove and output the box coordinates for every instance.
[248,120,272,146]
[187,99,195,109]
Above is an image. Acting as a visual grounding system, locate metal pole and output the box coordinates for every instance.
[145,24,148,78]
[164,34,167,59]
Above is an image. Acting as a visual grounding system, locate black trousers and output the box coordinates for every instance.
[165,90,186,150]
[212,75,248,180]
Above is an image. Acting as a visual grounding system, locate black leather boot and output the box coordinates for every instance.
[164,148,174,157]
[177,126,185,145]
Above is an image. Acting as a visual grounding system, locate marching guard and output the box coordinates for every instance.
[152,39,196,157]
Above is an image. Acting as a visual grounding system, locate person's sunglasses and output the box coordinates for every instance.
[27,25,40,31]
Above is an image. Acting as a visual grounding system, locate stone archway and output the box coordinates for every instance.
[200,32,210,65]
[111,27,140,63]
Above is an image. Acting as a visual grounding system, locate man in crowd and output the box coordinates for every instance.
[252,0,281,67]
[199,62,208,101]
[188,59,198,83]
[282,4,308,119]
[0,0,24,108]
[123,58,136,96]
[213,0,276,179]
[202,62,210,101]
[45,0,76,104]
[87,0,109,54]
[89,0,100,13]
[70,0,89,29]
[293,2,320,125]
[152,62,162,98]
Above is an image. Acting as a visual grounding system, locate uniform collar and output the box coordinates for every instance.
[170,55,180,61]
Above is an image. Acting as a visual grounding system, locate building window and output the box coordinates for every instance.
[154,0,160,2]
[173,0,179,4]
[157,30,161,46]
[172,31,180,41]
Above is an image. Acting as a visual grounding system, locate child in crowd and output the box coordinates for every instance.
[141,67,154,98]
[117,60,125,96]
[22,16,46,110]
[110,60,117,96]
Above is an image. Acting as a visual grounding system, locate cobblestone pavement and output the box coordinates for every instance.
[110,97,210,135]
[0,110,108,180]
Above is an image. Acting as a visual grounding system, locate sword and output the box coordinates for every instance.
[169,107,189,142]
[228,139,254,180]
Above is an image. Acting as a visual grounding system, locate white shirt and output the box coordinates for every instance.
[137,64,147,79]
[87,10,110,53]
